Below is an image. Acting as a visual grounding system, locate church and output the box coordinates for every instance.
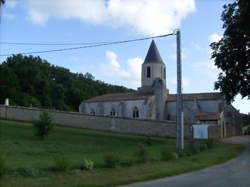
[79,40,241,125]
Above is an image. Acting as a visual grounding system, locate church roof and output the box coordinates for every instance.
[84,92,153,103]
[166,92,224,101]
[144,40,164,63]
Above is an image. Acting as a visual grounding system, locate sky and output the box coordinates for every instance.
[0,0,249,114]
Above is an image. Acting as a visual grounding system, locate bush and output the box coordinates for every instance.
[177,150,186,158]
[200,143,208,151]
[120,157,134,167]
[161,150,178,161]
[81,159,94,170]
[144,136,153,145]
[135,144,150,163]
[206,139,215,149]
[188,142,201,154]
[33,112,53,139]
[103,154,120,168]
[0,155,7,178]
[52,157,69,171]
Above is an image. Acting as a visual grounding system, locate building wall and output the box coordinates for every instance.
[166,99,226,123]
[80,97,157,120]
[0,105,192,138]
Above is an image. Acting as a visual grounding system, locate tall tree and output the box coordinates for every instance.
[210,0,250,103]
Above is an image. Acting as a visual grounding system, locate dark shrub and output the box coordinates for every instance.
[200,143,208,151]
[177,150,187,157]
[33,112,53,139]
[0,155,7,177]
[120,157,134,167]
[103,154,120,168]
[135,144,150,163]
[206,139,215,149]
[144,136,153,145]
[52,157,69,171]
[161,149,178,161]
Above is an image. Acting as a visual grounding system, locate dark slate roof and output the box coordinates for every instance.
[84,93,153,103]
[166,92,224,101]
[144,40,164,63]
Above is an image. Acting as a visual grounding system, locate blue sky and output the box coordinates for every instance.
[1,0,249,114]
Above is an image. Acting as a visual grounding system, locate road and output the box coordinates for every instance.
[123,136,250,187]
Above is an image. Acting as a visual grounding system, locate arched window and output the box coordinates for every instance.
[90,109,95,115]
[132,106,139,118]
[110,108,116,116]
[146,66,151,78]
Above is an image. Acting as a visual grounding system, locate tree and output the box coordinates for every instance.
[33,112,53,139]
[210,0,250,103]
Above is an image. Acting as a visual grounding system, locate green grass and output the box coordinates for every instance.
[0,120,244,187]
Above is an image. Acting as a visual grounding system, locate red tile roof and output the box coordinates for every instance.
[195,112,221,121]
[84,93,153,103]
[84,92,224,103]
[166,92,224,101]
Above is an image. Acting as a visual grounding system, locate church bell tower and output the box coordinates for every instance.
[139,40,167,94]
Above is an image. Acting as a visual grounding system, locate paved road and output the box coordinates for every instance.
[123,136,250,187]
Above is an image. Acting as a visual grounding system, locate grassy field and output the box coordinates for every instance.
[0,120,244,187]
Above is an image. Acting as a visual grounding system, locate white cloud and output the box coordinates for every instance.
[232,95,250,114]
[2,12,15,20]
[23,0,195,35]
[169,77,190,87]
[103,50,143,87]
[193,61,221,78]
[5,0,18,8]
[209,33,222,43]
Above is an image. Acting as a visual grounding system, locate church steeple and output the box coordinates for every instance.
[144,40,163,64]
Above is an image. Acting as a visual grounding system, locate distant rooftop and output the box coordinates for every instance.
[144,40,164,64]
[84,93,153,103]
[84,92,224,103]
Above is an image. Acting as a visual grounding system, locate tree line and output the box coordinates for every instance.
[0,54,133,111]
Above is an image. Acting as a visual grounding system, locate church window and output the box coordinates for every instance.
[146,66,151,78]
[110,108,116,116]
[132,106,139,118]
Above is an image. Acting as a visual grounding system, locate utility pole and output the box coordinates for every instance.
[176,29,184,150]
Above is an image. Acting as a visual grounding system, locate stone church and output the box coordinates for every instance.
[79,40,241,125]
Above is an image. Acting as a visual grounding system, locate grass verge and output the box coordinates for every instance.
[0,120,244,187]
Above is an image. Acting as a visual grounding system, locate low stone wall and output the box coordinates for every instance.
[0,105,192,138]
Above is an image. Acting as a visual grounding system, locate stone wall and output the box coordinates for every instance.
[0,105,192,138]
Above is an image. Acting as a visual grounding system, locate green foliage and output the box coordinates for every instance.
[210,0,250,103]
[120,157,134,167]
[144,136,153,145]
[135,144,151,163]
[161,149,178,161]
[81,159,94,170]
[0,54,133,110]
[206,139,215,149]
[103,154,120,168]
[177,150,187,158]
[200,143,208,151]
[33,112,53,139]
[0,155,7,178]
[52,157,69,171]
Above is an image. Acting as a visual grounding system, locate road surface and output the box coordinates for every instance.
[123,136,250,187]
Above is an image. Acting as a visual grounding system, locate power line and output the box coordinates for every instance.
[0,41,109,46]
[0,33,174,57]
